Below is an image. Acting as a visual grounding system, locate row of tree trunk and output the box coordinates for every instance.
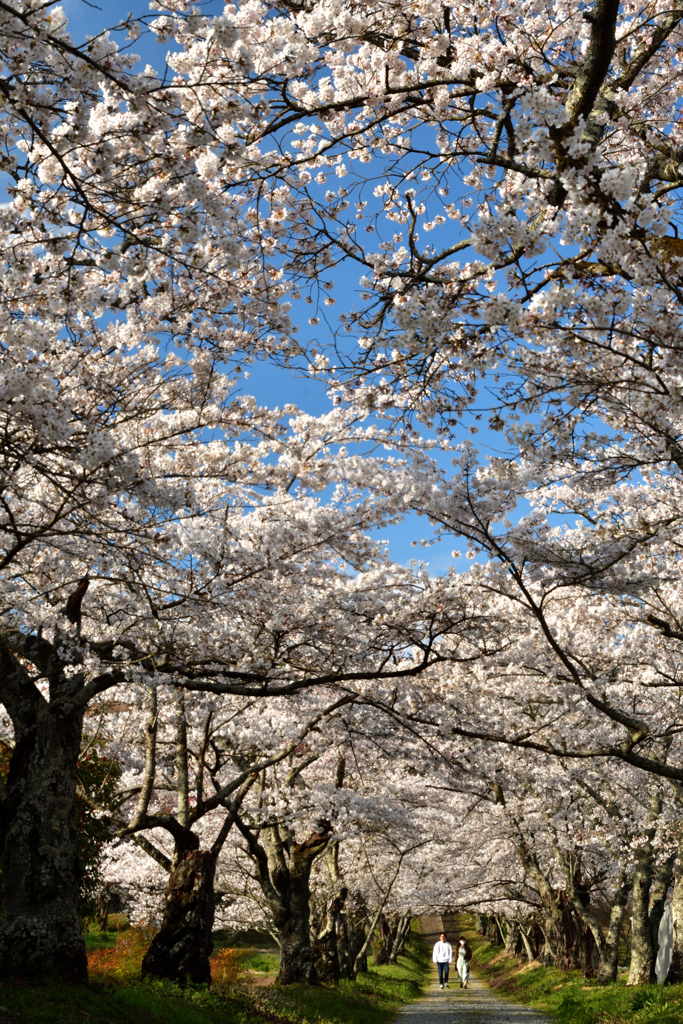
[136,817,409,987]
[471,840,683,985]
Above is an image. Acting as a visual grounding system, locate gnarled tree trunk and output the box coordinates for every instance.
[236,815,332,985]
[596,873,631,984]
[472,912,487,936]
[311,845,348,984]
[276,862,318,985]
[141,835,216,985]
[338,893,368,978]
[504,919,521,954]
[372,912,393,965]
[311,919,342,983]
[627,789,665,987]
[0,638,88,983]
[667,838,683,984]
[628,847,654,985]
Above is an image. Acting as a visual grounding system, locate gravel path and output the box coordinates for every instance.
[395,917,550,1024]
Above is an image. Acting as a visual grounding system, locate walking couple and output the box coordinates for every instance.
[432,932,472,989]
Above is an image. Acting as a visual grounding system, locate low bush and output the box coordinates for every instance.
[210,947,254,988]
[87,925,157,982]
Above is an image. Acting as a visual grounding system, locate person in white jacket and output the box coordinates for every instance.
[432,932,453,988]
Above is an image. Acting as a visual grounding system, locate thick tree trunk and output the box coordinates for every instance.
[141,837,216,986]
[311,923,341,984]
[339,895,368,978]
[553,897,581,972]
[648,851,675,970]
[275,863,318,985]
[596,875,630,984]
[0,664,87,984]
[628,846,655,985]
[372,912,394,965]
[311,878,347,983]
[667,844,683,984]
[486,915,502,944]
[538,918,558,965]
[236,817,330,986]
[337,912,351,979]
[627,788,666,986]
[472,912,487,936]
[504,919,521,954]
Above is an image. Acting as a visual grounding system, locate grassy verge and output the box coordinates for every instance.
[465,924,683,1024]
[251,936,429,1024]
[0,932,429,1024]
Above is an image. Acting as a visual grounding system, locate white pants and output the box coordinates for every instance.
[457,957,469,984]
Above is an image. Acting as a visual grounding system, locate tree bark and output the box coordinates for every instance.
[138,699,224,987]
[311,918,342,983]
[559,855,631,983]
[668,844,683,983]
[372,912,394,965]
[486,915,503,945]
[648,850,676,971]
[235,815,331,985]
[141,834,216,985]
[596,872,630,984]
[275,845,321,985]
[504,919,521,954]
[141,709,344,987]
[627,790,662,987]
[519,921,537,962]
[389,910,412,961]
[0,639,87,983]
[628,846,654,985]
[139,781,250,986]
[338,893,368,978]
[311,845,348,984]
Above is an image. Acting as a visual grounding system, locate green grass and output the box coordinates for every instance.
[469,931,683,1024]
[0,933,429,1024]
[252,936,429,1024]
[0,978,236,1024]
[246,952,280,976]
[84,929,118,951]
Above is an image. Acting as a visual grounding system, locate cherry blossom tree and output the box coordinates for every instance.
[2,355,498,987]
[94,685,359,984]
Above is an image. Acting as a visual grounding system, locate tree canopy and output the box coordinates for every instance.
[2,0,683,992]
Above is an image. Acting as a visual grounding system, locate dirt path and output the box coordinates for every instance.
[396,916,550,1024]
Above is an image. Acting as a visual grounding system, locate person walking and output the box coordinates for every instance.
[432,931,453,989]
[456,936,473,988]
